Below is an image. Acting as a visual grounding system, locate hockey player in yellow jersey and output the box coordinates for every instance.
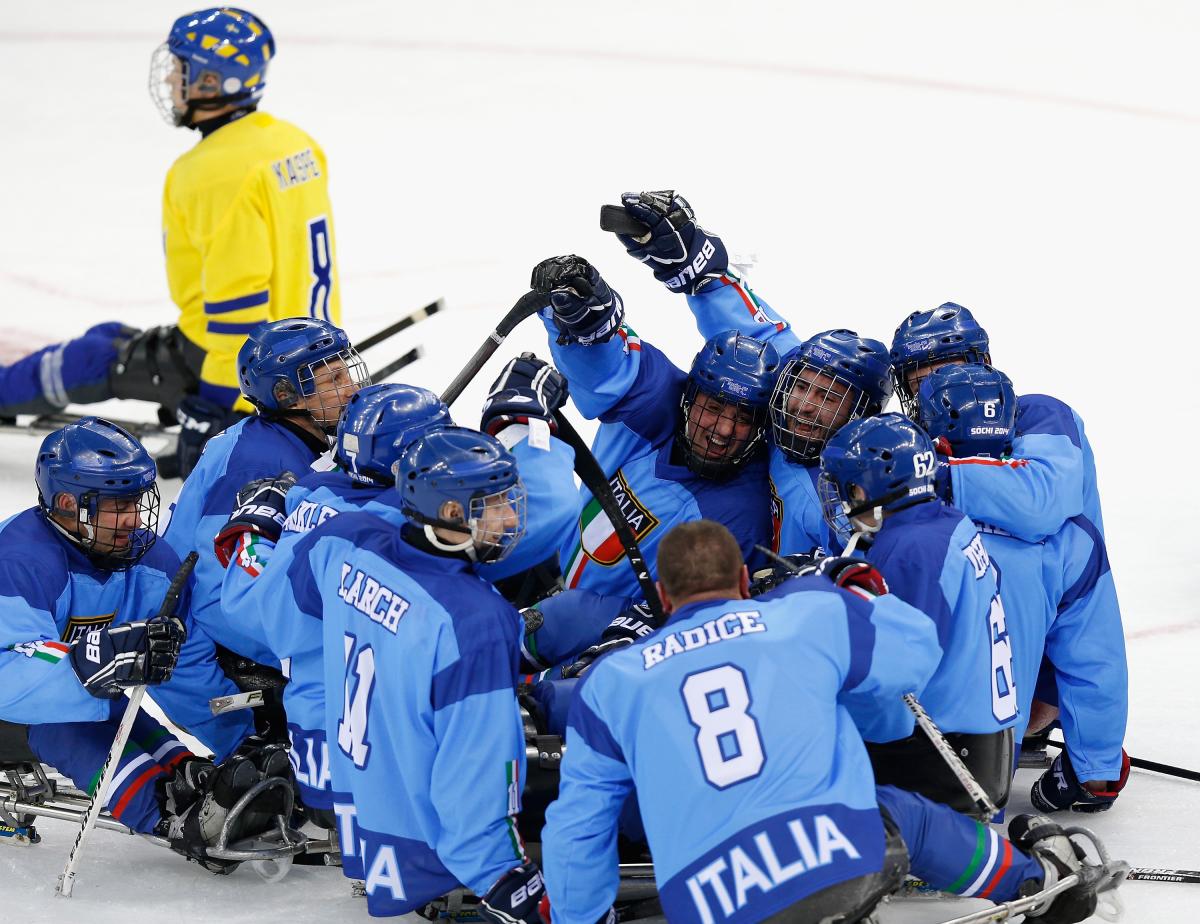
[2,10,341,478]
[141,7,342,475]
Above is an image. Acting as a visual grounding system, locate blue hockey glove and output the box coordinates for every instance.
[560,600,658,679]
[532,255,625,346]
[481,353,569,437]
[176,394,244,479]
[213,471,298,567]
[614,190,729,295]
[479,861,550,924]
[70,617,187,698]
[1031,748,1130,813]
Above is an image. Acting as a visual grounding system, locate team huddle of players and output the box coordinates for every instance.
[0,8,1127,924]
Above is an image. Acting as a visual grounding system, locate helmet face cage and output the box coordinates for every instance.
[817,471,855,545]
[770,360,874,464]
[467,478,527,563]
[48,484,161,570]
[295,348,371,432]
[679,382,768,480]
[148,45,184,125]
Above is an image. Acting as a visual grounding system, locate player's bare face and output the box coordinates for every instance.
[687,392,755,462]
[474,493,519,550]
[90,496,143,552]
[785,369,854,440]
[905,357,963,399]
[299,358,358,428]
[167,57,186,118]
[848,484,881,531]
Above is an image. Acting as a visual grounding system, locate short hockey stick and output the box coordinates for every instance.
[372,346,424,383]
[1126,868,1200,883]
[57,551,198,897]
[441,290,548,406]
[356,299,444,353]
[902,692,999,822]
[1044,737,1200,783]
[552,412,666,625]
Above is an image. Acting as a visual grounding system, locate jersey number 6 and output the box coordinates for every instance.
[681,665,765,789]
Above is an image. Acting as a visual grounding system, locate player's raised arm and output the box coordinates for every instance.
[609,190,802,353]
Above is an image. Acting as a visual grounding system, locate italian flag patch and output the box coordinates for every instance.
[235,532,266,577]
[7,640,70,664]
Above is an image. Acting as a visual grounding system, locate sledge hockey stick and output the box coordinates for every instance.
[1126,868,1200,882]
[1044,737,1200,783]
[356,299,443,352]
[441,290,548,406]
[552,411,666,625]
[372,346,424,383]
[57,551,198,898]
[902,693,999,822]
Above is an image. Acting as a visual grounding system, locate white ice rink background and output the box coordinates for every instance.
[0,1,1198,921]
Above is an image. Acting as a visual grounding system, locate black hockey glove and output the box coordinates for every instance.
[479,861,549,924]
[561,601,658,679]
[613,191,729,295]
[532,255,625,346]
[214,471,298,567]
[1031,748,1130,814]
[176,394,245,479]
[481,353,569,437]
[932,436,954,503]
[70,617,186,698]
[748,548,826,596]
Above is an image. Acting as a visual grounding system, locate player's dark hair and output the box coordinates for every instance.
[656,520,744,601]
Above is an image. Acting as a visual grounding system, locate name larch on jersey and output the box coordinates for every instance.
[337,564,410,634]
[272,148,321,191]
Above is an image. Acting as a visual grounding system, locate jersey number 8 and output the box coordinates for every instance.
[308,216,333,323]
[681,665,765,789]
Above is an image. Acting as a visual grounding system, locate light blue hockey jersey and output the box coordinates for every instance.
[541,577,938,924]
[865,501,1018,737]
[163,414,328,665]
[281,508,529,915]
[542,318,772,595]
[0,508,250,759]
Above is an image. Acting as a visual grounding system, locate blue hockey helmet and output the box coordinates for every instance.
[238,318,369,435]
[681,330,781,479]
[769,329,894,465]
[35,417,160,569]
[337,383,453,486]
[150,8,274,127]
[917,363,1017,459]
[396,426,526,563]
[890,302,991,420]
[818,413,938,545]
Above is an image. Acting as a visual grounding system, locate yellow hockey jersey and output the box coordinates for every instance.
[163,110,341,410]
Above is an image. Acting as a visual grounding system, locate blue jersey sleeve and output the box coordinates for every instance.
[0,558,107,724]
[520,589,633,671]
[684,274,802,355]
[483,427,579,582]
[543,316,643,420]
[429,622,530,897]
[949,395,1086,541]
[542,675,634,924]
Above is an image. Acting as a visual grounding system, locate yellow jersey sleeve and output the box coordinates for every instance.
[163,111,341,411]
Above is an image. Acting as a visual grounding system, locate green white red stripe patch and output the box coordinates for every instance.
[720,272,786,332]
[235,532,265,577]
[6,639,69,664]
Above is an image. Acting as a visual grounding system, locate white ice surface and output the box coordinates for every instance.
[1,1,1199,921]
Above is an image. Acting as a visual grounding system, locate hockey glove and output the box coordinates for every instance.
[748,548,826,596]
[532,255,625,346]
[807,556,889,598]
[176,394,245,480]
[479,861,550,924]
[560,601,658,679]
[481,353,569,437]
[614,190,729,295]
[1031,748,1130,814]
[214,471,298,567]
[70,617,187,698]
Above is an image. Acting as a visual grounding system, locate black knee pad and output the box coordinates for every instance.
[109,325,202,409]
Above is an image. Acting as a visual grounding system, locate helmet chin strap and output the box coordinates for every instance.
[422,524,478,562]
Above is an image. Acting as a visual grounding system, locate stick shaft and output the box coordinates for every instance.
[1045,737,1200,782]
[903,693,999,820]
[356,299,443,352]
[441,291,548,406]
